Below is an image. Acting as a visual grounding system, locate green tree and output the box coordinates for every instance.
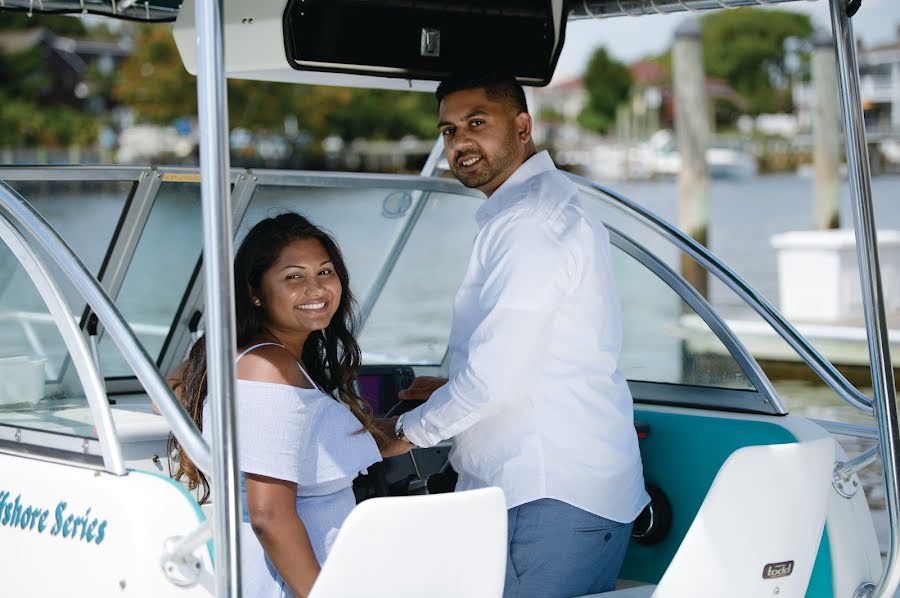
[701,8,812,114]
[0,91,97,146]
[114,26,437,141]
[324,88,436,140]
[0,14,99,146]
[112,26,198,123]
[578,47,632,134]
[0,13,87,36]
[0,44,51,102]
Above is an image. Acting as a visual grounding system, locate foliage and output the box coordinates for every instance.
[112,26,197,123]
[0,15,99,146]
[322,88,436,140]
[579,47,632,134]
[538,106,564,124]
[113,26,437,141]
[713,98,742,129]
[0,45,51,102]
[0,13,87,36]
[701,8,813,114]
[0,92,98,146]
[0,18,439,149]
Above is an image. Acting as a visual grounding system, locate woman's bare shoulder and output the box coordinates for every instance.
[236,344,311,389]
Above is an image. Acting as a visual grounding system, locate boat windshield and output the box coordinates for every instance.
[0,168,766,417]
[0,178,134,443]
[237,179,483,365]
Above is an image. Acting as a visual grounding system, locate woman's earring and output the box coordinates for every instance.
[253,298,261,306]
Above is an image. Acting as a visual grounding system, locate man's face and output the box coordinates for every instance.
[438,88,530,197]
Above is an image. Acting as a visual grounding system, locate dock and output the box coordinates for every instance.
[681,313,900,386]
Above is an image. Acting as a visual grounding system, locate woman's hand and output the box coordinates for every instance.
[397,376,448,402]
[246,474,321,597]
[373,417,413,458]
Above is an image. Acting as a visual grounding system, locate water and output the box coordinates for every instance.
[610,174,900,315]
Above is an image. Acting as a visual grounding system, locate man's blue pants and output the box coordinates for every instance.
[503,498,633,598]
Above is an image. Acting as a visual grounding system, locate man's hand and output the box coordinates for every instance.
[398,376,448,402]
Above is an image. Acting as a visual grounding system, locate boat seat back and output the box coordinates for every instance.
[655,438,834,598]
[308,487,507,598]
[583,438,835,598]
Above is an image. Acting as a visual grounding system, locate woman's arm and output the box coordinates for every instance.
[372,417,413,458]
[245,473,321,597]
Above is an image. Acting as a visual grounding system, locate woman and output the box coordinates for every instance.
[170,212,408,597]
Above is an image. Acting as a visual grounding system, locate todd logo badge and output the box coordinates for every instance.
[762,561,794,579]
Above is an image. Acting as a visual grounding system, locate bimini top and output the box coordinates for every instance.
[1,0,808,91]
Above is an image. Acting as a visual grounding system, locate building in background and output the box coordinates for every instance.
[858,26,900,131]
[0,27,130,114]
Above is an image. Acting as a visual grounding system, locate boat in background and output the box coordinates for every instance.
[647,129,758,179]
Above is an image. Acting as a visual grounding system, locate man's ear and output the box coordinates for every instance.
[515,111,533,144]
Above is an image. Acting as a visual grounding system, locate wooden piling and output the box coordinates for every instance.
[813,28,841,230]
[673,18,710,297]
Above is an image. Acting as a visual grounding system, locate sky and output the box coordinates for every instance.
[552,0,900,81]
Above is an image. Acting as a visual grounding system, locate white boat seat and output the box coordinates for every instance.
[582,438,835,598]
[308,487,507,598]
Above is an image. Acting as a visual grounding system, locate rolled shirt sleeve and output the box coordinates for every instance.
[401,209,580,448]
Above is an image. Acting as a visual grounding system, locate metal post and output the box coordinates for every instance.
[812,29,841,230]
[892,62,900,131]
[673,18,710,298]
[829,1,900,596]
[195,0,241,596]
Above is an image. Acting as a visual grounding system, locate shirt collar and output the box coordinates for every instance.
[474,150,556,228]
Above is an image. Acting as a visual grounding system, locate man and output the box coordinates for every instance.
[394,73,648,598]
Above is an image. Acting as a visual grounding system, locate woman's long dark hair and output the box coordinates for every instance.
[170,212,385,502]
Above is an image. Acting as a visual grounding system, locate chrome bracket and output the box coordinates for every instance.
[833,461,861,499]
[160,547,202,587]
[853,582,875,598]
[159,521,211,587]
[160,526,210,588]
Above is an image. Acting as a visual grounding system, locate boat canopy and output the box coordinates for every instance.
[0,0,815,23]
[2,0,815,90]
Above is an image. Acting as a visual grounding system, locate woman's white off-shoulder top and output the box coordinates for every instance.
[201,343,381,597]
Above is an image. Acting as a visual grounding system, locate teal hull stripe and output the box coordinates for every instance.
[129,468,214,565]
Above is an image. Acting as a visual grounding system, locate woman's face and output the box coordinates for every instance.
[256,238,342,338]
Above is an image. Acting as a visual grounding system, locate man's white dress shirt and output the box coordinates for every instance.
[402,150,649,523]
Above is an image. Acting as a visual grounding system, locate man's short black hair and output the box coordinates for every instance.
[435,72,529,114]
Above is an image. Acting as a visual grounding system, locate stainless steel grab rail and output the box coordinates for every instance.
[0,208,125,474]
[0,181,212,477]
[829,0,900,595]
[570,175,875,416]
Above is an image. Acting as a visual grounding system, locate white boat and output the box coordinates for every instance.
[646,130,758,179]
[0,1,896,597]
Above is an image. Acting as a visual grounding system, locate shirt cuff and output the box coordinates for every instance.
[399,401,442,448]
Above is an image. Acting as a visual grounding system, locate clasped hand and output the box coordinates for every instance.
[397,376,448,402]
